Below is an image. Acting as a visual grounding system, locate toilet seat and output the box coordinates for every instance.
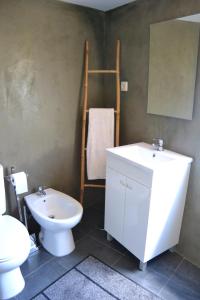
[0,215,30,263]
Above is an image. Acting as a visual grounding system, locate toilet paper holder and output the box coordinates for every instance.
[4,166,17,180]
[5,166,29,185]
[5,166,29,224]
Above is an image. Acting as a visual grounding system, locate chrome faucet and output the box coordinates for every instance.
[37,186,46,196]
[152,138,164,151]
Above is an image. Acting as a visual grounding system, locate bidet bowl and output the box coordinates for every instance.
[25,188,83,257]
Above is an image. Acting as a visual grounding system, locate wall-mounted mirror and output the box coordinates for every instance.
[147,14,200,120]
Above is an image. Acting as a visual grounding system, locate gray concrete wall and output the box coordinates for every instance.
[105,0,200,266]
[2,0,200,267]
[0,0,105,214]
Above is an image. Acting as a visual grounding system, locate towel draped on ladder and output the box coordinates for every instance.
[86,108,114,180]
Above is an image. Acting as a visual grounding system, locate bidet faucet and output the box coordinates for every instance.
[152,138,164,151]
[37,186,46,196]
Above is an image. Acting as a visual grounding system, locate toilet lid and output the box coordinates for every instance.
[0,215,29,262]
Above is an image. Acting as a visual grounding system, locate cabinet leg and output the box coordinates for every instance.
[106,233,113,241]
[139,261,147,271]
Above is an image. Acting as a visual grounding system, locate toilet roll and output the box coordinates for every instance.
[10,172,28,195]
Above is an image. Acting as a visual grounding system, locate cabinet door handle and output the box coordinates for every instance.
[127,184,132,190]
[120,180,126,187]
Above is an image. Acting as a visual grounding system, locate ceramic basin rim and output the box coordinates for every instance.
[25,189,83,223]
[29,206,83,224]
[106,142,193,171]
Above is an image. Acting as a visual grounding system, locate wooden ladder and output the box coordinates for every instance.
[80,40,121,204]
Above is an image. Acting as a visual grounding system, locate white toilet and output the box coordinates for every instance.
[0,165,30,300]
[25,188,83,257]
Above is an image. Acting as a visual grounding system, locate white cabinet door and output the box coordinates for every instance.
[123,177,150,261]
[104,167,126,243]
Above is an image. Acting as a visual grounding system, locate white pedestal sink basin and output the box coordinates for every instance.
[107,142,192,169]
[104,142,193,270]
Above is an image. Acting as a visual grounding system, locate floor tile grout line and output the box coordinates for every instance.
[24,256,55,279]
[74,231,90,243]
[159,256,200,297]
[76,227,94,239]
[40,292,50,300]
[30,291,50,300]
[88,232,126,257]
[25,228,115,281]
[181,256,200,270]
[26,202,200,300]
[89,232,126,256]
[30,255,90,299]
[26,231,123,298]
[75,268,120,300]
[157,257,184,296]
[41,292,50,300]
[89,255,160,299]
[111,253,125,267]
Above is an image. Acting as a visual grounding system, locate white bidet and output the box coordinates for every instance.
[25,188,83,257]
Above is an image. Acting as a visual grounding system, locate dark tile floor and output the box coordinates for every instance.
[14,199,200,300]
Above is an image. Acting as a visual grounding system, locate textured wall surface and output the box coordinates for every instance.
[2,0,200,267]
[106,0,200,266]
[0,0,105,214]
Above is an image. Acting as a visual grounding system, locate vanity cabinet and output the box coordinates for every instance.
[123,177,150,260]
[105,168,126,243]
[104,143,192,269]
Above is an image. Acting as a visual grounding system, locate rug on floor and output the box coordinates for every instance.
[34,256,161,300]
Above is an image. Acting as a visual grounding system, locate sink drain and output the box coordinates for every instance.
[48,215,55,219]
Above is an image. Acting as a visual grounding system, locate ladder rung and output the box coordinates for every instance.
[84,184,105,189]
[86,110,118,113]
[88,70,118,74]
[80,40,121,205]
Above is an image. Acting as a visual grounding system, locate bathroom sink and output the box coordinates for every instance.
[105,142,193,268]
[107,142,192,171]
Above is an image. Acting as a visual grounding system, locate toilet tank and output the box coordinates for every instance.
[0,164,6,214]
